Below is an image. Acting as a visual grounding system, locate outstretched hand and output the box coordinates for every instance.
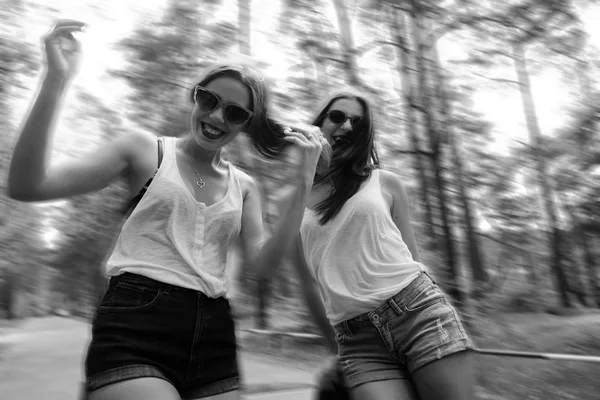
[43,19,86,80]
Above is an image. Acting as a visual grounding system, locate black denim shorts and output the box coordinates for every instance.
[85,273,239,399]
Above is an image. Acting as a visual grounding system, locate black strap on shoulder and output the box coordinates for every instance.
[122,137,164,218]
[157,136,164,167]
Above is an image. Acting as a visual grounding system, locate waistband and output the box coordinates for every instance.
[333,270,437,333]
[111,272,219,301]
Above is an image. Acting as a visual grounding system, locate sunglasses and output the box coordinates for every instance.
[326,109,363,130]
[193,86,254,126]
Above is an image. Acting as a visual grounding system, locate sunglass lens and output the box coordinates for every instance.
[195,88,218,111]
[224,105,251,125]
[351,117,364,129]
[328,110,347,124]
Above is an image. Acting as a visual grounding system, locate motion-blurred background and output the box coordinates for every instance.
[1,1,599,399]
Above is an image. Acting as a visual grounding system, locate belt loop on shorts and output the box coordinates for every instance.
[342,320,352,336]
[423,268,437,285]
[388,297,403,316]
[162,283,172,296]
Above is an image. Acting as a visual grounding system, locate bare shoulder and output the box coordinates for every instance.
[119,130,157,162]
[232,165,258,199]
[377,169,410,208]
[378,169,406,192]
[115,130,164,191]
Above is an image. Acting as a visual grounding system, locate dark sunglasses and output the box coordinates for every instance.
[326,109,363,130]
[193,86,254,126]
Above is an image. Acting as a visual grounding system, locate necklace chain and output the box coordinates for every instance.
[183,143,221,189]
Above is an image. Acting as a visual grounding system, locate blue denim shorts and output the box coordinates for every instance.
[333,271,473,388]
[85,273,240,399]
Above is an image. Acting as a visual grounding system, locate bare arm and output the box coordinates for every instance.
[381,170,422,263]
[9,115,134,201]
[239,172,311,281]
[240,124,323,280]
[8,20,133,201]
[239,191,337,353]
[290,235,337,354]
[239,174,266,271]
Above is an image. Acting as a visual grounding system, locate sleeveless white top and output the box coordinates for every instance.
[106,137,243,298]
[300,169,424,325]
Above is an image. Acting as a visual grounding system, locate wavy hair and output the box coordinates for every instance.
[311,91,380,224]
[189,62,285,159]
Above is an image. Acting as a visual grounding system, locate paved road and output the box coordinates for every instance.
[0,317,317,400]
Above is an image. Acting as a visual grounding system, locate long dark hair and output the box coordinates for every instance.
[189,63,287,159]
[312,91,380,225]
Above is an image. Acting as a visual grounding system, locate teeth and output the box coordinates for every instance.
[202,123,223,137]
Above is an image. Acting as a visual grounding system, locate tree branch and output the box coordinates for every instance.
[545,44,584,63]
[354,40,403,56]
[468,71,523,87]
[476,231,544,256]
[428,13,529,43]
[395,149,434,157]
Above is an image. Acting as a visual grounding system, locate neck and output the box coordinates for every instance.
[183,136,223,169]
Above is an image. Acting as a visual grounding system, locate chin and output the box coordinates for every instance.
[191,121,232,150]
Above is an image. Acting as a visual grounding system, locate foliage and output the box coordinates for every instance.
[1,0,599,326]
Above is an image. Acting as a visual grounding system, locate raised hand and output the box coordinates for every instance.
[282,124,325,186]
[43,20,86,80]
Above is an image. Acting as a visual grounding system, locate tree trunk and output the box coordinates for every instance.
[309,16,329,98]
[237,0,251,56]
[392,7,438,246]
[256,280,270,329]
[428,30,487,290]
[512,43,570,308]
[4,269,17,319]
[558,191,595,306]
[581,231,599,306]
[407,0,462,303]
[332,0,361,87]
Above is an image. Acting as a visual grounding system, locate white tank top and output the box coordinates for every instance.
[106,137,243,298]
[299,169,424,325]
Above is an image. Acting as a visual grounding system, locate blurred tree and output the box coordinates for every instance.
[112,0,229,137]
[390,7,438,246]
[0,0,43,319]
[450,0,582,308]
[238,0,251,56]
[423,8,488,293]
[403,0,462,302]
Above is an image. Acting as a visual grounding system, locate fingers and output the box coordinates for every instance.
[282,130,312,147]
[45,25,85,44]
[290,124,323,143]
[51,20,87,33]
[43,20,85,72]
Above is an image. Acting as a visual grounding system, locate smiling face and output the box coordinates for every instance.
[190,76,252,151]
[320,98,365,148]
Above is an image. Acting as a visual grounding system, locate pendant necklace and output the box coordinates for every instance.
[184,144,221,189]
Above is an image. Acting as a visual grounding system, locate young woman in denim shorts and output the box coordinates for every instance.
[286,90,475,400]
[8,20,324,400]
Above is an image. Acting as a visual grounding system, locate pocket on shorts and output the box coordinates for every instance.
[98,281,163,312]
[334,332,347,346]
[403,283,444,313]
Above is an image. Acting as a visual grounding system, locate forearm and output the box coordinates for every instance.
[8,73,68,196]
[304,285,337,354]
[251,182,310,278]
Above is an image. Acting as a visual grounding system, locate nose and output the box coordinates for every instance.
[340,118,352,132]
[209,106,225,124]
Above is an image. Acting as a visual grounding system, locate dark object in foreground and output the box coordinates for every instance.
[315,361,350,400]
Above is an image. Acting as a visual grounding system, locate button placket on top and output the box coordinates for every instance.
[193,204,206,262]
